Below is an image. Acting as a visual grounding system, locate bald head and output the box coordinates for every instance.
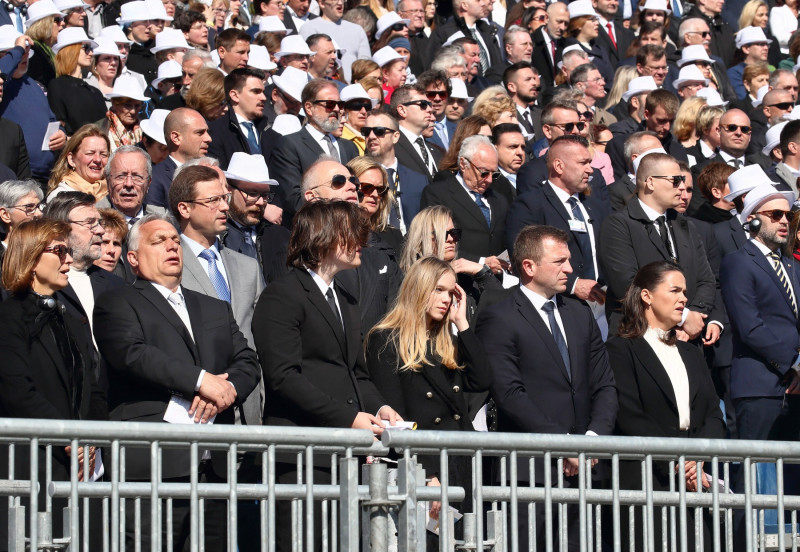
[163,108,211,161]
[719,108,751,157]
[546,2,569,39]
[762,89,794,125]
[302,158,359,204]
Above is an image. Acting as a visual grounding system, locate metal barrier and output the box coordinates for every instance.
[1,418,799,552]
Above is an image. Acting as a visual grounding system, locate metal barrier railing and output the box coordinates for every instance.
[0,419,799,552]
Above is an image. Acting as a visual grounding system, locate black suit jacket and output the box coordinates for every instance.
[207,107,273,168]
[420,170,509,262]
[531,27,561,88]
[144,156,178,209]
[0,117,30,178]
[595,20,634,68]
[505,182,609,290]
[608,173,635,212]
[598,201,717,333]
[93,280,260,479]
[252,268,386,429]
[428,16,505,83]
[268,126,360,217]
[47,75,108,136]
[713,215,746,258]
[395,132,442,182]
[607,124,689,181]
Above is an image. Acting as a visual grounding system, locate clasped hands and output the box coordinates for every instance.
[188,372,237,423]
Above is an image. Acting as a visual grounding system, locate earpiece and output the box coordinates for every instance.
[744,217,761,235]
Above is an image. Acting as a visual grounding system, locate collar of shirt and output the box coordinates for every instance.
[228,217,255,235]
[699,139,715,159]
[307,268,335,297]
[151,281,185,301]
[456,171,478,197]
[169,155,184,168]
[548,181,578,206]
[519,283,556,312]
[638,197,666,221]
[305,122,335,146]
[718,150,745,165]
[516,104,529,118]
[235,111,255,127]
[751,238,778,258]
[786,162,800,178]
[182,234,221,260]
[398,125,422,145]
[383,159,399,171]
[500,167,516,187]
[598,16,611,27]
[124,207,145,225]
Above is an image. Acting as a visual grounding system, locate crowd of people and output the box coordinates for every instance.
[0,0,800,548]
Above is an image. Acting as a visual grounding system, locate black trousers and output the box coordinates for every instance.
[274,462,332,552]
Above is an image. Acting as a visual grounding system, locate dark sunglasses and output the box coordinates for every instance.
[53,15,63,23]
[345,100,372,112]
[533,14,547,21]
[721,124,751,134]
[551,122,586,132]
[754,209,795,223]
[360,183,389,196]
[81,43,93,53]
[466,157,500,180]
[686,30,711,38]
[651,175,686,187]
[402,99,433,110]
[390,22,407,31]
[767,102,794,110]
[43,244,73,263]
[444,228,462,242]
[229,182,276,203]
[329,174,360,190]
[311,99,345,111]
[361,126,396,137]
[426,90,449,100]
[579,110,594,121]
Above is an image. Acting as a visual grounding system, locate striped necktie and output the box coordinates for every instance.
[769,251,797,317]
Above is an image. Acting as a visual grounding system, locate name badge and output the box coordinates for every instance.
[569,219,588,233]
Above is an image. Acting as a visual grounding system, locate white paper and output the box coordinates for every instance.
[381,420,417,430]
[425,506,463,535]
[163,395,216,425]
[41,122,60,151]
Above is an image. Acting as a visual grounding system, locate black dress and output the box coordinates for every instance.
[47,75,108,135]
[27,42,56,87]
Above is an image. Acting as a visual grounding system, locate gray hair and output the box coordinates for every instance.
[105,145,153,182]
[0,180,43,232]
[127,211,179,251]
[458,135,495,163]
[678,18,706,47]
[503,25,529,47]
[770,68,796,88]
[172,156,221,181]
[623,130,660,169]
[431,52,466,74]
[561,49,589,71]
[570,63,599,86]
[301,154,340,194]
[183,49,215,67]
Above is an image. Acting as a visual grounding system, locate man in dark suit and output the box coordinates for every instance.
[770,119,800,196]
[268,78,359,220]
[145,107,213,209]
[398,0,430,76]
[491,123,526,204]
[364,110,429,229]
[420,135,509,273]
[0,113,30,178]
[390,84,441,182]
[599,152,718,340]
[504,61,542,143]
[418,70,457,151]
[721,183,800,444]
[476,224,617,551]
[593,0,634,68]
[94,213,260,551]
[709,164,760,257]
[608,131,663,211]
[531,2,568,90]
[208,67,274,169]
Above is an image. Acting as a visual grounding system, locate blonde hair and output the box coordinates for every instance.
[345,156,392,232]
[399,205,453,273]
[738,0,768,31]
[673,96,707,143]
[369,256,462,371]
[27,16,56,43]
[605,65,638,109]
[185,67,226,118]
[471,86,516,127]
[48,124,110,193]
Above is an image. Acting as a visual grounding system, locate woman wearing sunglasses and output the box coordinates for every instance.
[346,156,404,257]
[24,0,66,88]
[0,218,107,538]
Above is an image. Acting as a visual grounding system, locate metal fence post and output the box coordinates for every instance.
[339,456,359,552]
[368,463,390,552]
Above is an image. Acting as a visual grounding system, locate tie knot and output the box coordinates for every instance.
[656,215,666,224]
[542,300,556,313]
[198,248,217,262]
[769,251,782,262]
[415,136,425,145]
[241,121,253,129]
[567,196,579,207]
[168,292,184,306]
[326,288,335,300]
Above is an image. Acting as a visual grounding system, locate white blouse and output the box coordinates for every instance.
[642,327,691,431]
[770,4,798,54]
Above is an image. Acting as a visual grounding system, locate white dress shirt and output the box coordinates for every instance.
[642,327,691,430]
[399,125,436,174]
[306,123,341,159]
[308,268,343,327]
[549,182,598,285]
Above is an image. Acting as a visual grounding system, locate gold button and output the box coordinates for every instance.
[452,386,460,393]
[426,392,433,399]
[434,417,441,424]
[454,414,461,421]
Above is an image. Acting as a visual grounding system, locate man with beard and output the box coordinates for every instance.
[307,34,340,86]
[504,61,541,142]
[269,79,359,221]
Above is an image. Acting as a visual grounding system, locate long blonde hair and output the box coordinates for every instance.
[399,205,453,273]
[369,256,462,372]
[346,156,392,232]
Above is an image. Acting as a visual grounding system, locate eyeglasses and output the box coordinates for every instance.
[578,110,594,121]
[645,64,668,72]
[401,100,433,110]
[42,245,73,263]
[9,202,44,215]
[532,14,547,21]
[400,8,424,14]
[111,173,147,185]
[721,124,752,134]
[747,42,770,47]
[311,174,360,191]
[685,30,711,38]
[444,228,462,242]
[767,102,795,110]
[465,157,500,180]
[53,16,63,23]
[69,217,106,230]
[185,193,232,209]
[650,175,687,187]
[361,126,396,137]
[550,121,586,132]
[426,90,449,100]
[754,209,795,222]
[230,182,276,203]
[311,99,345,111]
[390,22,407,31]
[359,182,389,196]
[344,100,372,112]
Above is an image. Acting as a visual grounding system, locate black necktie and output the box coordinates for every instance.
[656,215,676,261]
[386,168,402,228]
[567,197,596,280]
[542,301,571,380]
[325,288,342,328]
[415,136,432,176]
[730,158,743,169]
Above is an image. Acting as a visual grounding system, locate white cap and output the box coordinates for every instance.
[375,11,410,39]
[622,76,657,101]
[143,0,173,21]
[224,152,277,187]
[150,28,192,53]
[25,0,62,27]
[248,44,277,71]
[140,109,169,145]
[372,45,403,68]
[763,121,788,157]
[677,44,714,67]
[735,26,772,49]
[695,87,728,106]
[752,84,769,108]
[274,35,313,58]
[450,77,473,101]
[259,15,291,34]
[92,36,124,57]
[151,59,182,88]
[271,66,308,102]
[0,25,22,51]
[272,114,302,135]
[107,74,148,101]
[117,1,151,24]
[340,83,370,102]
[632,147,667,175]
[725,164,775,202]
[556,44,593,69]
[568,0,598,19]
[741,182,796,220]
[99,25,132,45]
[674,65,709,89]
[642,0,670,12]
[53,0,91,11]
[442,31,465,47]
[53,27,97,53]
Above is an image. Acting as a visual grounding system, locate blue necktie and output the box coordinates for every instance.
[13,7,22,32]
[241,121,260,154]
[542,301,571,380]
[434,121,449,149]
[472,191,491,226]
[567,197,596,280]
[198,249,231,303]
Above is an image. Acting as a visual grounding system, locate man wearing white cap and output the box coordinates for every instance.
[264,65,305,120]
[720,182,800,445]
[608,75,657,137]
[728,26,771,100]
[710,164,762,257]
[772,119,800,196]
[274,34,311,72]
[673,65,709,100]
[682,0,735,66]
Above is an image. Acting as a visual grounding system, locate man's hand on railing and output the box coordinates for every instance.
[564,457,597,477]
[65,445,96,482]
[682,460,710,492]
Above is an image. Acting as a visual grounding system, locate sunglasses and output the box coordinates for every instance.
[551,122,586,132]
[43,244,73,263]
[721,124,751,134]
[533,14,547,21]
[360,182,389,196]
[361,126,396,137]
[444,228,462,242]
[426,90,449,100]
[53,15,63,23]
[345,100,372,112]
[81,43,93,53]
[686,30,711,38]
[754,209,795,223]
[767,102,795,111]
[311,99,345,111]
[578,110,594,121]
[402,100,433,110]
[465,157,500,180]
[230,182,276,203]
[390,22,407,31]
[651,175,686,187]
[312,174,360,191]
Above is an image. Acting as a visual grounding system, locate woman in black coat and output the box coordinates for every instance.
[606,261,725,552]
[365,256,492,521]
